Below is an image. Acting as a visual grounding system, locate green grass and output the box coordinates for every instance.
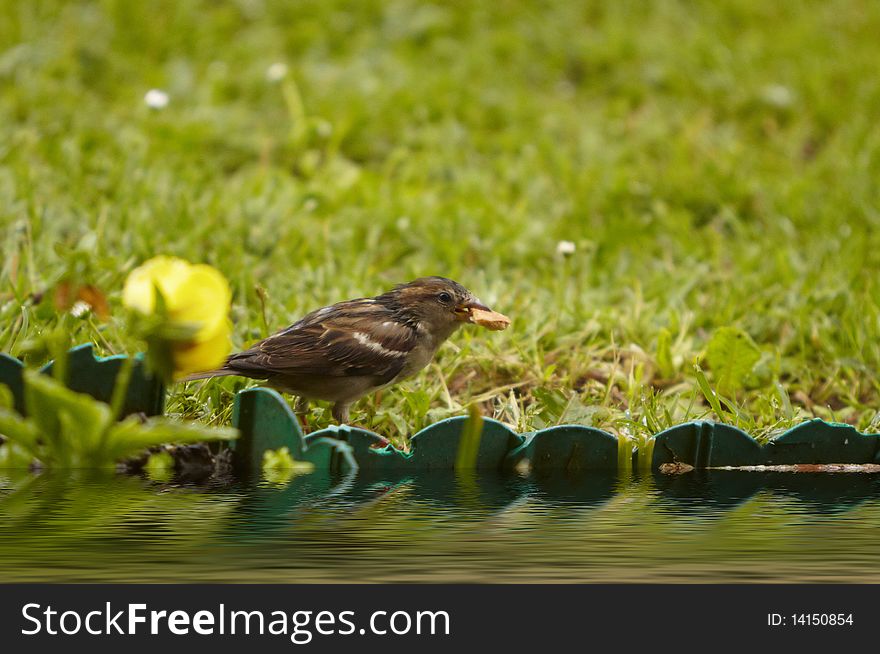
[3,0,880,447]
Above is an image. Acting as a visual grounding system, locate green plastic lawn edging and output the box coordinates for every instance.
[231,394,880,473]
[231,385,356,475]
[233,389,623,474]
[0,343,164,418]
[650,420,880,468]
[2,344,880,474]
[234,389,880,473]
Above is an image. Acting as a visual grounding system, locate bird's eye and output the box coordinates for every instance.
[438,292,453,304]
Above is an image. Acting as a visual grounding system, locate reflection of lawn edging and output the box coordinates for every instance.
[653,468,880,516]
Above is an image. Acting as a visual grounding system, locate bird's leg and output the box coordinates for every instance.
[293,396,310,432]
[331,401,351,424]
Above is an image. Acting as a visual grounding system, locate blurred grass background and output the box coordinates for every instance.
[2,0,880,444]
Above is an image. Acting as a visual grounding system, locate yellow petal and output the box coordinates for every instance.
[123,257,231,342]
[122,256,193,315]
[166,264,232,342]
[171,321,232,378]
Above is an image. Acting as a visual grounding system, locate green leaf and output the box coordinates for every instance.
[8,370,236,467]
[0,408,41,462]
[262,446,315,485]
[0,440,35,469]
[144,450,175,482]
[103,417,237,462]
[532,387,569,423]
[24,370,113,465]
[559,396,604,426]
[705,327,761,394]
[693,363,727,419]
[656,328,675,378]
[455,404,483,472]
[0,384,13,410]
[775,381,794,421]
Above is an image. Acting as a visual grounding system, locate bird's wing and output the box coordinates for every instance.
[224,299,418,383]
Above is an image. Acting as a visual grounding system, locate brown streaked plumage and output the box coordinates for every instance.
[182,277,509,423]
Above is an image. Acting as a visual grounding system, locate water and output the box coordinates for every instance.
[2,469,880,583]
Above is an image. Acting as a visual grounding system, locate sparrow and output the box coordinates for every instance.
[183,277,510,423]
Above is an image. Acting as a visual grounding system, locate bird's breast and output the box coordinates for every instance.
[397,340,439,380]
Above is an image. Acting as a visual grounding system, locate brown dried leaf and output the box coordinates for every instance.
[659,461,695,475]
[77,285,110,321]
[53,280,73,311]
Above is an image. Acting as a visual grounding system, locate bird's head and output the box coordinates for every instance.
[379,277,509,337]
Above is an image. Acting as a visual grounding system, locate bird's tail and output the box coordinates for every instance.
[178,368,237,383]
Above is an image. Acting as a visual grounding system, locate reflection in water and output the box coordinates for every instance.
[2,470,880,582]
[652,470,768,516]
[653,471,880,515]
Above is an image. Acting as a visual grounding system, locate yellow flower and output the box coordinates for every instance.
[123,256,232,378]
[169,320,232,379]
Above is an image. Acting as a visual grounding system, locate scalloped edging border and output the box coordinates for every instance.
[0,343,164,418]
[231,388,880,473]
[3,345,880,474]
[650,419,880,469]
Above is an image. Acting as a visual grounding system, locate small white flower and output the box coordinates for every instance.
[313,118,333,138]
[70,300,91,318]
[302,198,319,212]
[760,84,794,109]
[144,89,169,109]
[266,62,288,82]
[556,240,576,256]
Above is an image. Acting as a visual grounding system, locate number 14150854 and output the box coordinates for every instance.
[768,613,853,627]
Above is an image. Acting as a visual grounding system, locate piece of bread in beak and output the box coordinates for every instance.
[469,307,511,331]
